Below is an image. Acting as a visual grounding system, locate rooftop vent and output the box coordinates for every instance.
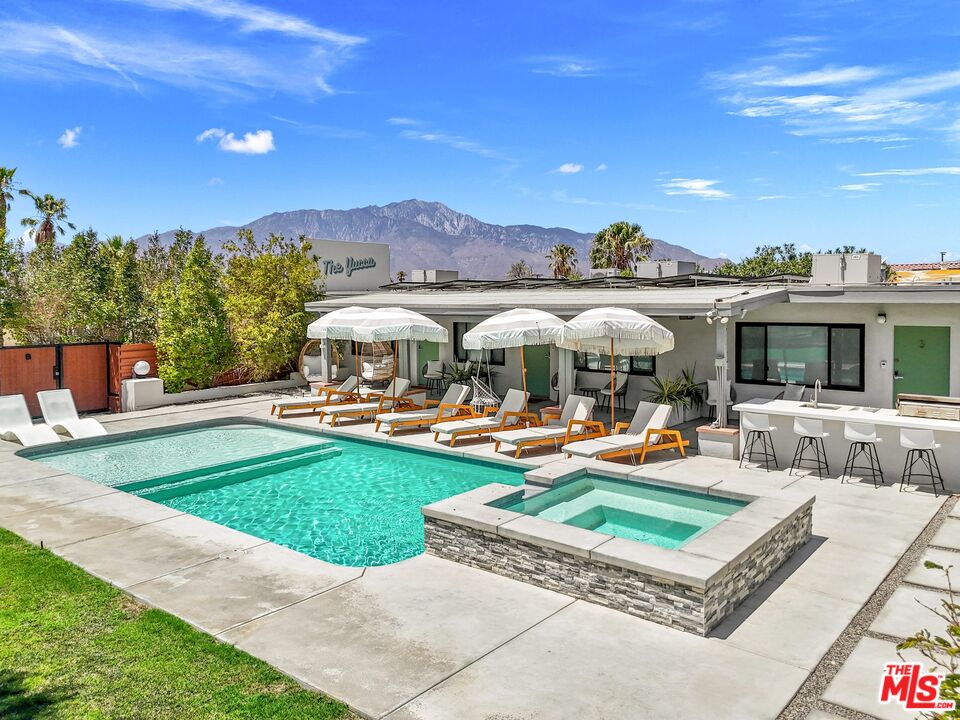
[410,269,459,283]
[810,253,883,285]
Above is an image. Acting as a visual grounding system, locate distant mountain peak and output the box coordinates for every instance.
[139,200,719,279]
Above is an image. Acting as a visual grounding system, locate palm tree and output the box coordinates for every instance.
[395,270,407,282]
[506,260,533,280]
[589,221,652,273]
[19,191,75,250]
[0,167,19,236]
[546,243,578,279]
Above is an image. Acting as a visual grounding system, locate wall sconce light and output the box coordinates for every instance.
[876,313,887,325]
[705,309,718,325]
[720,315,729,324]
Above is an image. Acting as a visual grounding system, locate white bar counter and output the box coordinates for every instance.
[732,399,959,490]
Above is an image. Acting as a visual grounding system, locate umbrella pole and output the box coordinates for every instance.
[610,337,615,429]
[392,340,398,395]
[355,341,360,389]
[520,345,527,412]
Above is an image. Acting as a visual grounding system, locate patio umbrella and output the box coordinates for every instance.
[462,308,564,410]
[306,306,372,383]
[352,307,448,391]
[559,307,674,427]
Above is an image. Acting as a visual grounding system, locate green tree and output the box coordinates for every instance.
[18,192,75,251]
[0,167,20,236]
[15,230,67,344]
[103,235,148,342]
[139,229,192,342]
[155,235,232,392]
[223,229,323,382]
[395,270,407,283]
[0,227,25,346]
[589,221,652,272]
[506,260,534,279]
[713,244,873,278]
[546,243,578,279]
[56,229,113,341]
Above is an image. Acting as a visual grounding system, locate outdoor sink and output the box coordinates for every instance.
[799,403,843,411]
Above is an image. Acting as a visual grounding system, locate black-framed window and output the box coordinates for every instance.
[574,352,656,376]
[453,322,505,366]
[736,322,864,391]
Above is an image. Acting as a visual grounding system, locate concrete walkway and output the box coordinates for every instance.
[0,396,947,719]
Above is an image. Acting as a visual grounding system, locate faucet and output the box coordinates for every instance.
[813,379,821,408]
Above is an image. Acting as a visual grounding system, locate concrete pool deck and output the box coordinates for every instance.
[0,395,950,719]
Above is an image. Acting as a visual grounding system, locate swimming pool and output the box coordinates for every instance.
[24,422,524,567]
[497,475,747,549]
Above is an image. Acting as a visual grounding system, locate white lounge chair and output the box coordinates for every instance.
[492,395,600,458]
[562,401,687,464]
[317,378,413,427]
[375,383,472,436]
[0,394,61,447]
[270,376,360,418]
[37,389,108,439]
[431,388,532,447]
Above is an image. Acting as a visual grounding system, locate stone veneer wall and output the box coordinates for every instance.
[424,506,812,636]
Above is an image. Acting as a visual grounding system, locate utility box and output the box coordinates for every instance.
[634,260,698,279]
[811,253,883,285]
[410,269,459,283]
[121,378,164,411]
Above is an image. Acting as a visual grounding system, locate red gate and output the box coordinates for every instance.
[0,346,58,416]
[0,343,111,416]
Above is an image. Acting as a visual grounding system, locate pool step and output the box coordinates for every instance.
[116,442,336,494]
[132,445,342,502]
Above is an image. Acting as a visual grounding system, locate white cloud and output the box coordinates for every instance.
[387,117,420,126]
[820,134,912,144]
[396,125,511,162]
[553,163,583,174]
[58,126,81,148]
[858,166,960,177]
[529,56,598,78]
[595,163,608,172]
[207,176,224,185]
[0,1,364,99]
[197,127,275,154]
[757,195,790,200]
[661,178,731,199]
[835,183,880,192]
[724,64,884,88]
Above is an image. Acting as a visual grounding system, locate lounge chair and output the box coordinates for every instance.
[562,401,687,464]
[492,395,601,458]
[37,389,108,439]
[317,378,414,427]
[431,388,533,447]
[0,394,61,447]
[374,383,472,436]
[270,376,360,418]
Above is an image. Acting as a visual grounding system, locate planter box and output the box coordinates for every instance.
[697,425,740,460]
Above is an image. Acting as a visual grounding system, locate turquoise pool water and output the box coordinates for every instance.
[499,476,746,549]
[27,423,524,567]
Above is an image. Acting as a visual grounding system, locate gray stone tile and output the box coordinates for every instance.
[930,517,960,551]
[904,547,960,590]
[823,637,928,720]
[498,514,612,558]
[871,585,951,640]
[0,473,116,516]
[221,554,572,719]
[128,542,362,635]
[0,458,71,486]
[56,513,264,587]
[812,501,928,558]
[386,600,809,720]
[804,710,847,720]
[768,539,898,604]
[711,583,861,670]
[0,491,180,548]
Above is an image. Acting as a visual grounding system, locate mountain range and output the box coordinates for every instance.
[141,200,719,279]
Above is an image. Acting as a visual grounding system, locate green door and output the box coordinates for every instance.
[524,344,552,399]
[417,341,440,386]
[893,326,951,403]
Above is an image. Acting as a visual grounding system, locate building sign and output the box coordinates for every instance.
[308,238,391,294]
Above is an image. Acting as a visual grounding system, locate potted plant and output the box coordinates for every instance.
[647,366,703,425]
[330,340,345,378]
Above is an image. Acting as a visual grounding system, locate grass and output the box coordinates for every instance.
[0,528,350,719]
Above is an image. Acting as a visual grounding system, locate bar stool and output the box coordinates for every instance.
[900,428,945,496]
[739,412,778,471]
[841,421,883,488]
[790,417,830,479]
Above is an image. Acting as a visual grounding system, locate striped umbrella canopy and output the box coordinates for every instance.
[353,307,448,390]
[559,307,674,425]
[462,308,564,407]
[306,306,371,340]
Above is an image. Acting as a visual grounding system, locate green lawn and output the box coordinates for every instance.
[0,528,350,719]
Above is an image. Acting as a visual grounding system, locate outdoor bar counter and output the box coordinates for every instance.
[731,399,960,491]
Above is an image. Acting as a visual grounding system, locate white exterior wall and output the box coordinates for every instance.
[727,302,960,409]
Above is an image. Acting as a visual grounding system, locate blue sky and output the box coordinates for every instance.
[2,0,960,262]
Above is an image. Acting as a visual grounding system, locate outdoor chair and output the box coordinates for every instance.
[37,389,108,439]
[374,383,472,436]
[431,388,533,447]
[706,379,734,421]
[492,394,601,458]
[270,376,360,418]
[317,378,414,427]
[422,360,445,395]
[599,372,629,411]
[562,401,687,464]
[0,394,61,447]
[775,382,806,402]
